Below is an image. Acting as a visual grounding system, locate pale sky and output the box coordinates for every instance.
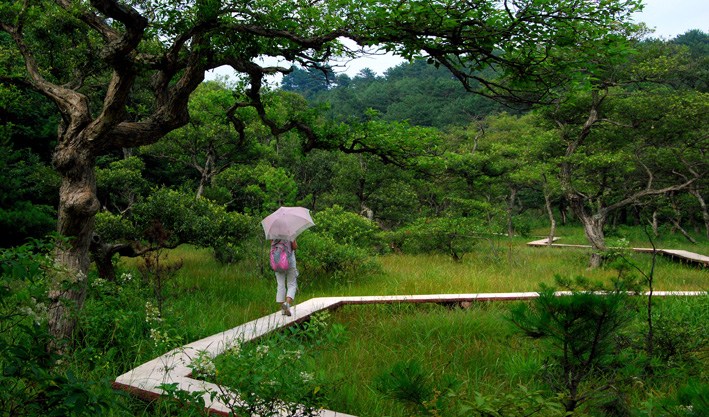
[206,0,709,81]
[636,0,708,38]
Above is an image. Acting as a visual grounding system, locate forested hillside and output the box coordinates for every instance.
[282,58,510,127]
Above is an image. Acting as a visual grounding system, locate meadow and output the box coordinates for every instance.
[112,228,709,417]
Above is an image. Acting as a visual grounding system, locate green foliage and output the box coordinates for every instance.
[0,240,114,417]
[211,312,344,417]
[76,272,162,370]
[211,163,298,215]
[652,295,709,365]
[96,156,151,212]
[460,386,565,417]
[93,211,138,243]
[0,202,56,247]
[104,188,256,263]
[313,205,381,249]
[390,217,488,261]
[510,277,636,412]
[638,380,709,417]
[297,232,380,283]
[0,143,58,247]
[374,359,434,407]
[299,59,505,128]
[154,382,213,417]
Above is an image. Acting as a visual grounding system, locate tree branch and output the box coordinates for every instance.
[600,176,699,217]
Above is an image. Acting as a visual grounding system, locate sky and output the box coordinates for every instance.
[206,0,708,81]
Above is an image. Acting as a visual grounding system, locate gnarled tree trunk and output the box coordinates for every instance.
[49,139,100,342]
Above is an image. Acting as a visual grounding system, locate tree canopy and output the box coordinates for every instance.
[0,0,648,340]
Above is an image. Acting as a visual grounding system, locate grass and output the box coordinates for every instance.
[311,302,545,417]
[116,234,707,416]
[120,236,708,344]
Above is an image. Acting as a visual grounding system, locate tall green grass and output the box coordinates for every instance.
[311,302,545,417]
[115,237,707,416]
[295,295,709,417]
[121,238,707,342]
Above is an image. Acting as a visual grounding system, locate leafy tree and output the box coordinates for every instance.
[0,0,643,340]
[539,37,708,266]
[0,142,59,247]
[392,216,489,261]
[210,162,298,216]
[93,188,255,279]
[142,81,252,198]
[472,113,562,239]
[95,156,150,214]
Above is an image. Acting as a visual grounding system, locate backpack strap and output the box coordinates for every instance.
[272,239,292,254]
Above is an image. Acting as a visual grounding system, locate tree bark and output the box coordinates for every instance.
[689,188,709,240]
[544,186,557,246]
[650,210,659,237]
[568,197,608,268]
[49,142,100,342]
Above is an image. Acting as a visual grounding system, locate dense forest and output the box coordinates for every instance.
[1,0,708,416]
[3,31,707,261]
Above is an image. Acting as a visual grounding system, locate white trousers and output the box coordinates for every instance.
[275,266,298,303]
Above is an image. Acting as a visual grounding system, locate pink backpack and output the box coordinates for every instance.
[269,241,291,272]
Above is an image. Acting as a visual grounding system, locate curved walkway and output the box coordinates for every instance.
[113,291,704,416]
[527,238,709,267]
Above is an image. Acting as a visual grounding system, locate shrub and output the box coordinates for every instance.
[313,205,382,250]
[0,239,113,416]
[296,232,380,283]
[652,295,709,364]
[0,202,56,247]
[388,216,487,261]
[374,359,434,407]
[210,312,343,417]
[510,276,635,413]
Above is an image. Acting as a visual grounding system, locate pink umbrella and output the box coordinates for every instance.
[261,207,315,241]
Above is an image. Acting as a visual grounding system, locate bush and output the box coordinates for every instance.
[95,188,257,265]
[313,205,382,250]
[76,271,185,369]
[0,202,56,247]
[208,312,343,417]
[388,216,487,261]
[0,239,114,416]
[296,232,380,283]
[510,276,635,413]
[652,295,709,364]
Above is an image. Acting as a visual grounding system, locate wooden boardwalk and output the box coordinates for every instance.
[113,291,705,416]
[527,238,709,267]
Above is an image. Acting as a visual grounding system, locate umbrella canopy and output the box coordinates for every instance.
[261,207,315,241]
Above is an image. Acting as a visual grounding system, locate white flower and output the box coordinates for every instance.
[145,301,162,323]
[91,278,107,288]
[256,344,270,356]
[20,298,48,325]
[190,351,216,378]
[300,372,314,383]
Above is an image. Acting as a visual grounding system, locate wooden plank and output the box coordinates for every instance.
[530,238,708,267]
[527,237,561,246]
[114,291,705,416]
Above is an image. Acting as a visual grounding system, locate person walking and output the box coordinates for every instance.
[261,207,314,317]
[271,239,298,316]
